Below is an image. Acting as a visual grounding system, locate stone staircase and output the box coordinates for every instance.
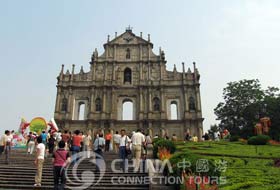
[0,149,150,190]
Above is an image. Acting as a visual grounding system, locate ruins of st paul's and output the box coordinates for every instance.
[54,28,204,140]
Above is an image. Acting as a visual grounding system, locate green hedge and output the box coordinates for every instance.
[170,152,221,177]
[169,151,222,189]
[153,138,176,158]
[247,135,270,145]
[229,135,240,142]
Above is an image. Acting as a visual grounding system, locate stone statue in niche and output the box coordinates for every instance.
[153,97,160,111]
[95,98,102,112]
[126,48,131,59]
[189,96,196,111]
[61,98,68,112]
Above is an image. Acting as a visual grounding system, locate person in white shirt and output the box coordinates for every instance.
[131,129,145,171]
[113,131,121,153]
[27,132,36,154]
[214,131,220,141]
[93,133,105,154]
[6,130,13,157]
[0,130,10,163]
[93,133,105,172]
[118,129,131,172]
[0,132,5,155]
[56,131,62,142]
[83,132,92,158]
[7,130,14,144]
[34,136,45,187]
[145,134,153,157]
[55,130,62,150]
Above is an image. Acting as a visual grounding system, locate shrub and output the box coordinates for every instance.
[152,137,162,145]
[247,135,270,145]
[169,152,221,189]
[153,138,176,158]
[230,135,240,142]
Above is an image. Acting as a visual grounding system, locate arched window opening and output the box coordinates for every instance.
[124,68,132,84]
[170,101,178,120]
[153,97,160,111]
[61,98,68,112]
[126,48,131,59]
[189,96,196,111]
[78,103,85,120]
[95,98,102,112]
[122,100,133,120]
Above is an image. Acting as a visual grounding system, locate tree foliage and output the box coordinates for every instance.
[214,79,280,140]
[207,124,220,139]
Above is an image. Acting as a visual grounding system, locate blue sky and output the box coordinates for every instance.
[0,0,279,135]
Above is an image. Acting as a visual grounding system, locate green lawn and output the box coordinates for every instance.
[175,141,280,190]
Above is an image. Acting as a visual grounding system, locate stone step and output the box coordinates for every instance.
[0,172,147,177]
[0,149,150,190]
[0,184,149,190]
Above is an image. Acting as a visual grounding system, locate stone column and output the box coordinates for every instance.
[92,63,96,81]
[148,88,152,119]
[70,64,75,85]
[148,45,151,80]
[111,88,116,119]
[139,88,144,120]
[104,62,108,84]
[140,62,143,81]
[55,88,61,113]
[89,88,95,119]
[112,62,116,82]
[160,88,165,119]
[102,88,106,119]
[139,44,143,61]
[67,88,74,120]
[196,86,202,112]
[114,45,117,60]
[140,45,143,81]
[185,88,189,111]
[159,48,163,81]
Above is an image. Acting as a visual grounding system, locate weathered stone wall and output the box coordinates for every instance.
[54,29,204,140]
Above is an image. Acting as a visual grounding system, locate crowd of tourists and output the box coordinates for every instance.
[0,128,154,189]
[0,127,232,189]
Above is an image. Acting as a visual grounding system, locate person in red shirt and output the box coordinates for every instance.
[61,130,70,150]
[52,141,70,190]
[105,132,112,152]
[71,130,83,164]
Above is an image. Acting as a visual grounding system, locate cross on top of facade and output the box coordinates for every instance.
[126,25,133,32]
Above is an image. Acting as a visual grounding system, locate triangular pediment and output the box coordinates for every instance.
[105,30,152,46]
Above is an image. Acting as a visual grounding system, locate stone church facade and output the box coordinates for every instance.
[54,28,204,140]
